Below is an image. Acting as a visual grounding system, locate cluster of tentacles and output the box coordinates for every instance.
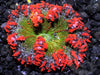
[4,1,92,72]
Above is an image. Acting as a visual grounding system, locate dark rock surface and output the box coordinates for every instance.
[93,13,100,21]
[94,32,100,42]
[0,0,100,75]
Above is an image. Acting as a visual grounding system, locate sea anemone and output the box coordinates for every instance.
[4,1,92,72]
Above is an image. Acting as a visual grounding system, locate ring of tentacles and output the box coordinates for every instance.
[4,1,92,72]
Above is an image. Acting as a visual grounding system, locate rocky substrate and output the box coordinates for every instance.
[0,0,100,75]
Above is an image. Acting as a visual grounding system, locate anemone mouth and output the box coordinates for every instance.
[17,15,69,56]
[4,1,92,72]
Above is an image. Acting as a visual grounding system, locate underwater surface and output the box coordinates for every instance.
[0,0,100,75]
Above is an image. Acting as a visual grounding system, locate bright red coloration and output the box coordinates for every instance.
[74,59,80,69]
[16,36,25,41]
[50,61,56,71]
[27,55,32,65]
[33,36,48,66]
[52,49,66,71]
[21,58,26,65]
[17,57,21,62]
[81,32,92,43]
[4,21,17,35]
[39,60,47,68]
[13,51,21,57]
[4,1,92,72]
[17,5,20,10]
[46,11,55,21]
[67,17,84,33]
[70,50,78,59]
[46,5,62,22]
[11,9,19,17]
[7,33,18,49]
[65,34,77,47]
[30,9,44,27]
[63,4,73,17]
[7,33,25,50]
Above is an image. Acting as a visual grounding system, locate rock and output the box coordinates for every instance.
[4,69,8,75]
[94,31,100,41]
[93,13,100,21]
[90,20,100,27]
[7,0,13,6]
[80,12,89,18]
[0,66,3,73]
[0,22,6,29]
[38,73,42,75]
[63,72,69,75]
[21,71,27,75]
[17,65,21,71]
[98,27,100,31]
[85,5,94,15]
[0,32,2,37]
[91,27,98,36]
[94,3,100,12]
[10,4,16,9]
[23,67,31,74]
[36,72,42,75]
[44,73,51,75]
[92,46,100,55]
[55,73,59,75]
[3,10,9,19]
[0,39,3,43]
[29,71,36,75]
[72,0,90,11]
[0,45,9,57]
[1,34,6,39]
[32,0,39,4]
[1,49,8,57]
[65,0,75,6]
[1,18,7,22]
[82,61,91,71]
[79,70,88,75]
[4,70,13,75]
[4,60,9,67]
[91,37,97,45]
[6,55,13,62]
[85,3,99,15]
[80,12,89,23]
[1,34,7,42]
[69,72,76,75]
[90,0,100,5]
[85,21,91,29]
[96,59,100,68]
[8,61,16,69]
[0,6,3,14]
[0,43,3,48]
[90,54,98,64]
[13,69,23,75]
[87,72,93,75]
[93,69,100,75]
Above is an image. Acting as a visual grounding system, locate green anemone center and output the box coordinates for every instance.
[16,15,69,57]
